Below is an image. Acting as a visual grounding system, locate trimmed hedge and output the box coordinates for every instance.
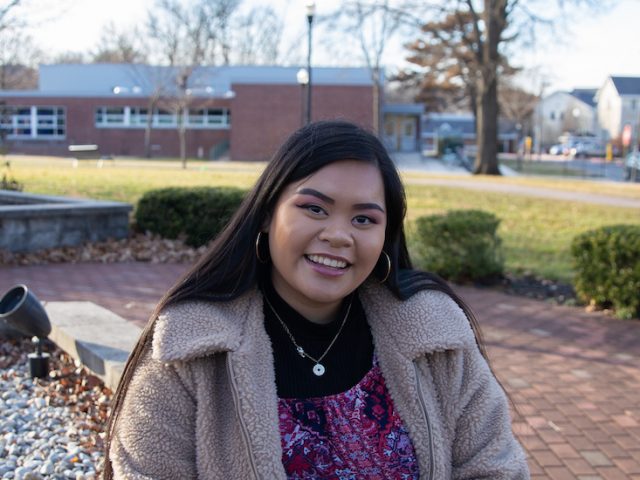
[414,209,504,282]
[571,225,640,319]
[135,187,247,247]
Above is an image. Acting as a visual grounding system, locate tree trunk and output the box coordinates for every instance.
[179,122,187,169]
[474,75,500,174]
[144,114,153,159]
[473,0,503,176]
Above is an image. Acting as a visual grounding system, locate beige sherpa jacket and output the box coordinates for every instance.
[110,283,529,479]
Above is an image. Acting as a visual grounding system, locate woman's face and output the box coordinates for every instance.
[266,160,387,324]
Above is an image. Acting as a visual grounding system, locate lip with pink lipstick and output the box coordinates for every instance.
[304,254,351,277]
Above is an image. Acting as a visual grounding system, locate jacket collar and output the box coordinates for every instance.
[152,283,476,363]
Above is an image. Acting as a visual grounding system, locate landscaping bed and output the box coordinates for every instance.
[0,337,112,479]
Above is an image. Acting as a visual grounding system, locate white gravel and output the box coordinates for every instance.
[0,339,110,479]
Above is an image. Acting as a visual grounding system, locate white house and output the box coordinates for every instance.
[596,76,640,145]
[534,89,597,149]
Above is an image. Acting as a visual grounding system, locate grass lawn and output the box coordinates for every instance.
[5,155,640,283]
[403,184,639,282]
[4,155,262,204]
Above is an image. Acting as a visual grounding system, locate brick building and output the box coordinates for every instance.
[0,64,375,160]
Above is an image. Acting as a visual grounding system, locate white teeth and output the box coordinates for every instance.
[308,254,347,269]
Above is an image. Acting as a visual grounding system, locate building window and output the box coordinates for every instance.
[632,99,637,110]
[95,105,230,129]
[550,111,556,120]
[37,107,65,136]
[155,109,176,126]
[0,105,65,139]
[95,107,126,126]
[186,108,231,127]
[130,107,149,126]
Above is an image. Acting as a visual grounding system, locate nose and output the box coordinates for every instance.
[318,220,354,248]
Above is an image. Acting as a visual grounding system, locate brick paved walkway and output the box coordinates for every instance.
[1,262,639,479]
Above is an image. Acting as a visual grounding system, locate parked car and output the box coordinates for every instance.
[625,152,640,181]
[548,144,566,155]
[569,141,606,158]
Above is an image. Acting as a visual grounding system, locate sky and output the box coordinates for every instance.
[18,0,640,95]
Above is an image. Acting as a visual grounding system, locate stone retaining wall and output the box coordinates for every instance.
[0,191,133,253]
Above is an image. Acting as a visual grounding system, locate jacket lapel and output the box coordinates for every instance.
[226,292,287,479]
[360,284,475,479]
[154,291,286,479]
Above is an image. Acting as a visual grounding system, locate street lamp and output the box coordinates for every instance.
[305,1,315,125]
[296,68,309,127]
[0,285,52,378]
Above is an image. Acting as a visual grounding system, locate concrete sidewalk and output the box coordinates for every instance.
[1,262,639,479]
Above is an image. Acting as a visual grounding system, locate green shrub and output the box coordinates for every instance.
[135,187,246,247]
[571,225,640,319]
[414,209,504,282]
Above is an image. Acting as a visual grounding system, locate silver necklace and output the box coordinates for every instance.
[264,295,352,377]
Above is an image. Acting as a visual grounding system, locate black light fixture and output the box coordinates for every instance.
[305,1,316,125]
[0,285,52,378]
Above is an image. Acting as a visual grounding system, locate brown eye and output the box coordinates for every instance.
[299,204,326,216]
[353,215,375,225]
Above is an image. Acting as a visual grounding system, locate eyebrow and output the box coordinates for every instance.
[296,188,385,213]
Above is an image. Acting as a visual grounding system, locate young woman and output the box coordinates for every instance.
[105,120,529,479]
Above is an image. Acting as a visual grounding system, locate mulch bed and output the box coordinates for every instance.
[0,233,207,266]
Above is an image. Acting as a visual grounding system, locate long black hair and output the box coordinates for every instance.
[104,120,489,477]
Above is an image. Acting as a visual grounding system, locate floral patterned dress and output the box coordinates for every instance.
[278,357,419,480]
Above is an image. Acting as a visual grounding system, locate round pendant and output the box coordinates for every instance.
[312,364,325,376]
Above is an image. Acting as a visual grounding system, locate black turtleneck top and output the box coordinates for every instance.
[261,280,375,399]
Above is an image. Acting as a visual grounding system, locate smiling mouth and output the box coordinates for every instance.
[306,254,350,269]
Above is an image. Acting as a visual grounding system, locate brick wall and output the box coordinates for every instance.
[3,96,231,159]
[230,84,374,160]
[3,83,373,161]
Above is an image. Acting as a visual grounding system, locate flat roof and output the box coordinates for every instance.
[17,64,375,98]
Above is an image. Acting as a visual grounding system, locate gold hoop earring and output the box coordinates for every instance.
[255,232,268,264]
[379,251,391,284]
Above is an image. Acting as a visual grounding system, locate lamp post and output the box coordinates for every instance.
[296,68,309,127]
[305,1,315,125]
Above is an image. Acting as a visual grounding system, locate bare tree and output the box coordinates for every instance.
[147,0,240,67]
[51,51,87,64]
[0,0,22,32]
[145,0,241,167]
[0,100,8,155]
[324,1,408,133]
[0,29,39,88]
[231,5,283,65]
[0,0,42,89]
[119,65,175,158]
[499,80,537,136]
[91,22,149,64]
